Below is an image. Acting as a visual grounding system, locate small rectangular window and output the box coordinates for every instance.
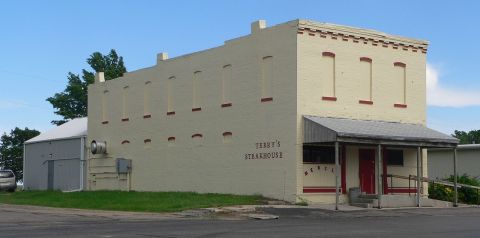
[303,146,335,164]
[386,149,404,166]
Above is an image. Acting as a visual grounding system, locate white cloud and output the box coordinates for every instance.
[427,64,480,107]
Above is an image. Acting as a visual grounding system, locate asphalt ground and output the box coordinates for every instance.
[1,204,479,238]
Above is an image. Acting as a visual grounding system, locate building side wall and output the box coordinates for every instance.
[428,149,480,179]
[88,22,300,201]
[24,138,82,191]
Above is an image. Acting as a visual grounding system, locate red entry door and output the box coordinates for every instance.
[359,149,376,194]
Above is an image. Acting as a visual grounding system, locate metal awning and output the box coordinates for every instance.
[304,116,459,148]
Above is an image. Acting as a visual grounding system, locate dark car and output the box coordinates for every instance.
[0,170,17,192]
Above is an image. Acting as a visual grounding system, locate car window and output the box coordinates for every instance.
[0,171,14,178]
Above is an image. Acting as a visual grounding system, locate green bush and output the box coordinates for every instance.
[429,174,480,204]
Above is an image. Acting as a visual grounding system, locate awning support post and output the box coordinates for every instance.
[454,148,458,207]
[335,141,340,211]
[377,144,382,209]
[416,147,421,207]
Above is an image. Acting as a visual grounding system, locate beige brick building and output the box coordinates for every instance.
[87,19,458,207]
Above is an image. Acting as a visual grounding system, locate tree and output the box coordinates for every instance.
[452,130,480,144]
[47,49,127,125]
[0,127,40,182]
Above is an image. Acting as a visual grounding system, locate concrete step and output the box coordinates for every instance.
[350,203,373,208]
[359,194,379,199]
[351,198,376,204]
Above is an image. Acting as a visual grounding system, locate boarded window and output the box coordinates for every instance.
[261,56,273,99]
[359,57,372,101]
[393,62,406,104]
[222,65,232,104]
[222,131,232,143]
[303,146,335,164]
[321,52,336,97]
[102,90,109,122]
[144,81,151,116]
[122,86,129,119]
[193,71,202,109]
[167,76,175,113]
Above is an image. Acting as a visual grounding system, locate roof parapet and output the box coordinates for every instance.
[157,52,169,64]
[95,72,105,83]
[251,20,266,34]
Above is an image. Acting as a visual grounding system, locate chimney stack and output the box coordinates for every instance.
[251,20,267,34]
[95,72,105,83]
[157,52,169,64]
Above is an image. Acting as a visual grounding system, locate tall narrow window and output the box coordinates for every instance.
[393,62,407,108]
[167,76,175,114]
[102,90,109,123]
[144,81,151,117]
[321,52,336,101]
[122,86,129,121]
[261,56,273,101]
[359,57,373,104]
[192,71,202,111]
[222,64,232,106]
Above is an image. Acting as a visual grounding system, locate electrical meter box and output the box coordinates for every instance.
[116,158,132,173]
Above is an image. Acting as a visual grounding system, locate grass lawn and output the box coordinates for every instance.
[0,191,266,213]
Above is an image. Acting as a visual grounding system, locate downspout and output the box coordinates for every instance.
[22,144,26,190]
[80,137,85,191]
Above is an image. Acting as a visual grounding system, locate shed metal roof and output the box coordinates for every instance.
[304,116,459,148]
[25,117,87,144]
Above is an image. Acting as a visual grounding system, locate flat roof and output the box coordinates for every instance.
[304,116,459,148]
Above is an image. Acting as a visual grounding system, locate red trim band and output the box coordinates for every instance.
[143,114,151,119]
[394,62,406,67]
[322,96,337,101]
[261,97,273,102]
[394,103,407,108]
[322,52,335,57]
[360,57,372,63]
[121,118,129,122]
[192,133,203,138]
[221,103,232,108]
[359,100,373,105]
[192,107,202,112]
[167,111,175,115]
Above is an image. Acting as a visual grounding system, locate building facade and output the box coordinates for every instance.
[87,19,457,205]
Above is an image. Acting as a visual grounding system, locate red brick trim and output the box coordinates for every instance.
[303,187,339,193]
[322,52,335,57]
[121,118,129,122]
[121,140,130,144]
[360,57,372,63]
[167,111,175,115]
[394,103,407,108]
[144,139,151,143]
[394,62,406,67]
[143,114,151,119]
[221,103,232,108]
[297,31,304,34]
[192,107,202,112]
[167,137,175,141]
[192,133,203,138]
[101,121,109,124]
[308,32,315,36]
[261,97,273,102]
[223,132,232,136]
[322,96,337,101]
[359,100,373,105]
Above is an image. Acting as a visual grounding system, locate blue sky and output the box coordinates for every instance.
[0,0,479,135]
